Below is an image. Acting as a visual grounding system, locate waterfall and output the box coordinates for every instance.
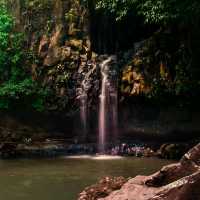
[77,79,88,137]
[77,56,118,151]
[99,56,118,153]
[77,61,97,138]
[79,85,87,134]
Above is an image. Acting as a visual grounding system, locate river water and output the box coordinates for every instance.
[0,157,173,200]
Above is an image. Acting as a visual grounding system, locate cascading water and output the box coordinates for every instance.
[77,61,97,137]
[99,56,118,153]
[77,56,118,152]
[79,83,87,134]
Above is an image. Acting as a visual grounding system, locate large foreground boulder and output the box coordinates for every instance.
[78,143,200,200]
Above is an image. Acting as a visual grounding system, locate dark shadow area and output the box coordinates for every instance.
[89,8,158,54]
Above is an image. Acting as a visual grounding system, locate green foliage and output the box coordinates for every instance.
[138,0,200,24]
[0,5,48,111]
[147,61,194,100]
[0,6,13,74]
[95,0,200,24]
[96,0,138,21]
[23,0,52,10]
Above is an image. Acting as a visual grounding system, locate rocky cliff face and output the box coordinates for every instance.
[7,1,198,110]
[1,0,200,142]
[8,0,91,112]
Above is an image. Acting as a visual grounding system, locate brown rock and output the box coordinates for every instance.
[61,47,71,61]
[38,35,49,58]
[44,47,62,66]
[143,148,155,157]
[79,143,200,200]
[66,39,83,50]
[78,177,127,200]
[157,143,189,159]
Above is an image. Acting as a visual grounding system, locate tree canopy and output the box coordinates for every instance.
[95,0,200,24]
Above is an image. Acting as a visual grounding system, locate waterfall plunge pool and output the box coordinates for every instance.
[0,157,173,200]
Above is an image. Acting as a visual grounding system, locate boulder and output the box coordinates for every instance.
[78,143,200,200]
[0,142,17,158]
[78,177,127,200]
[157,143,189,159]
